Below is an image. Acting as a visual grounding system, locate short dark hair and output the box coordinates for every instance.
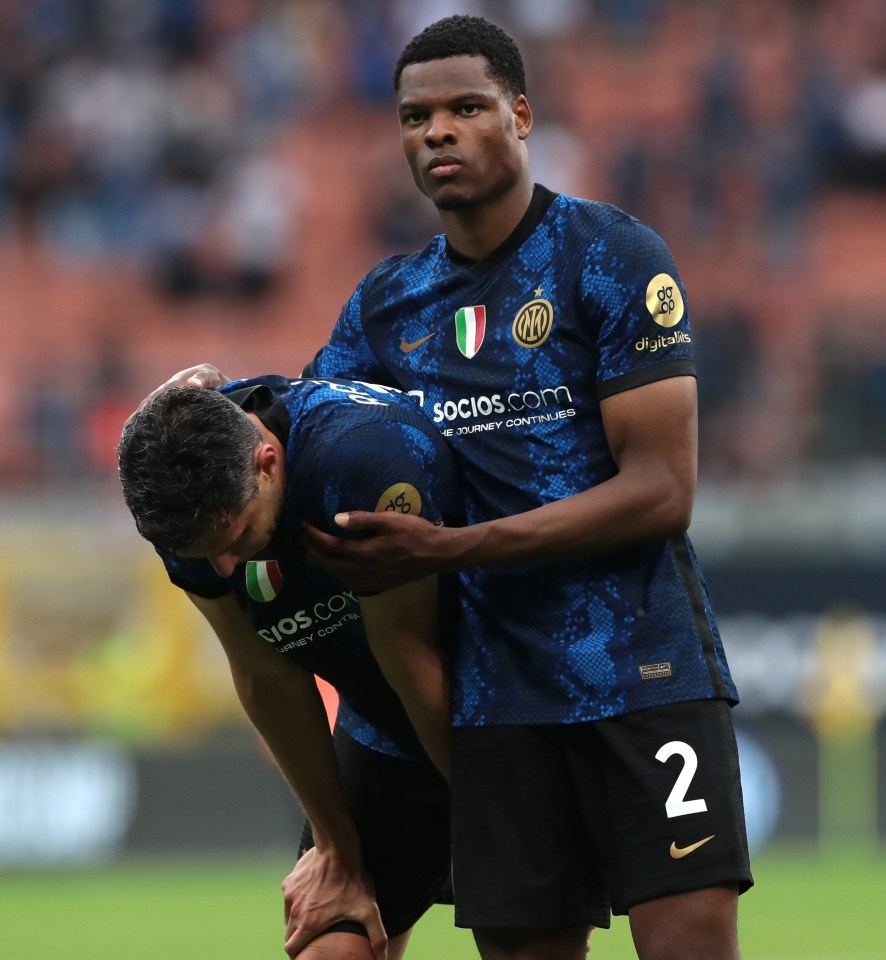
[118,387,261,552]
[393,15,526,96]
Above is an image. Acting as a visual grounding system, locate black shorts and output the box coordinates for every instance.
[450,699,753,929]
[298,727,452,938]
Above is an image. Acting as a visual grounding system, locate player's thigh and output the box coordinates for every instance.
[300,729,451,937]
[473,924,592,960]
[566,699,753,915]
[629,885,740,960]
[450,724,610,930]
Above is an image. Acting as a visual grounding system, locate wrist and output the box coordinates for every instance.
[443,522,485,572]
[311,825,363,870]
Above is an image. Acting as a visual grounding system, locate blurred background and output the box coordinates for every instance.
[0,0,884,950]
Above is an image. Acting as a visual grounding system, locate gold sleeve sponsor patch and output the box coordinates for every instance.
[645,274,685,328]
[375,482,422,515]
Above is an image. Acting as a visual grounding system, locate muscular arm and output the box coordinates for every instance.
[187,593,387,959]
[301,377,698,591]
[443,374,698,566]
[358,577,450,780]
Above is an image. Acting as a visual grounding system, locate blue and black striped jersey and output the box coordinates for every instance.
[307,186,738,726]
[161,375,463,758]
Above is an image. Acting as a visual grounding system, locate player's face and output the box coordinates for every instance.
[181,491,281,579]
[397,55,531,212]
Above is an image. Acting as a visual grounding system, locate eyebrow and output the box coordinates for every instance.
[398,91,494,110]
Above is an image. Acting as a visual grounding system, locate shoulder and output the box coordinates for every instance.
[358,235,446,293]
[553,194,662,246]
[553,198,681,288]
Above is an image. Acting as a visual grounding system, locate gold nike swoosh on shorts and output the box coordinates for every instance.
[669,835,716,859]
[400,332,437,353]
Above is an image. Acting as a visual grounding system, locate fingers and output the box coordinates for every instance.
[332,511,402,531]
[183,365,229,389]
[284,922,316,958]
[303,512,424,546]
[283,901,320,954]
[301,524,345,547]
[283,919,388,960]
[139,364,228,409]
[364,909,389,960]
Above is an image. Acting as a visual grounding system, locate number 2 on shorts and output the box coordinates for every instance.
[655,740,708,818]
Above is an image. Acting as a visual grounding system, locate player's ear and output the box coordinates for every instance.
[513,94,532,141]
[254,443,280,482]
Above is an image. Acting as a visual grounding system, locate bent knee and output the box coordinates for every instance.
[292,931,375,960]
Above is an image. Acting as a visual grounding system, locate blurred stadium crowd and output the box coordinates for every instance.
[0,0,884,493]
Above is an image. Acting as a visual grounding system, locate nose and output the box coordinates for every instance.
[210,553,239,578]
[424,111,455,147]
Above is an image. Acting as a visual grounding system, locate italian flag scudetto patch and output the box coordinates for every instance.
[245,560,283,602]
[455,305,486,359]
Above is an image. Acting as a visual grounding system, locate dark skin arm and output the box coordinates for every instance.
[300,377,698,592]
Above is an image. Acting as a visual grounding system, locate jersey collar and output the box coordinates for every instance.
[445,183,558,275]
[223,383,292,446]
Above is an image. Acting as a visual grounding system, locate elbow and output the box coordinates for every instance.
[656,487,694,538]
[232,671,262,717]
[231,665,279,718]
[637,475,693,539]
[664,503,693,538]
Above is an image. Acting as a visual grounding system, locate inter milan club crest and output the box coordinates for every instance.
[454,305,486,359]
[512,292,554,348]
[245,560,283,602]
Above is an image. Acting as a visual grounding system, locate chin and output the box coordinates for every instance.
[432,190,479,211]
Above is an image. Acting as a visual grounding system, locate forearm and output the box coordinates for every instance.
[435,380,699,572]
[189,593,361,863]
[233,668,361,858]
[439,469,692,572]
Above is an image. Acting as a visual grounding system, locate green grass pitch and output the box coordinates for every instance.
[1,847,883,959]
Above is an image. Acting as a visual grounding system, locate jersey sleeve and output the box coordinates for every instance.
[157,549,231,599]
[583,216,696,400]
[298,418,459,537]
[305,277,389,382]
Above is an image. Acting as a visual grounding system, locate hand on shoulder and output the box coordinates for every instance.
[300,511,456,592]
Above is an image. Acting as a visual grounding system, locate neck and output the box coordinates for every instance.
[439,178,534,263]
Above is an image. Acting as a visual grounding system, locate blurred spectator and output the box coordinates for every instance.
[595,0,663,47]
[693,304,763,479]
[142,159,214,298]
[814,313,886,462]
[838,70,886,189]
[487,0,589,43]
[528,119,589,199]
[84,338,140,484]
[373,168,439,255]
[344,0,406,103]
[211,147,302,299]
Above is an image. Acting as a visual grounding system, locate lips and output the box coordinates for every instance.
[428,155,461,176]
